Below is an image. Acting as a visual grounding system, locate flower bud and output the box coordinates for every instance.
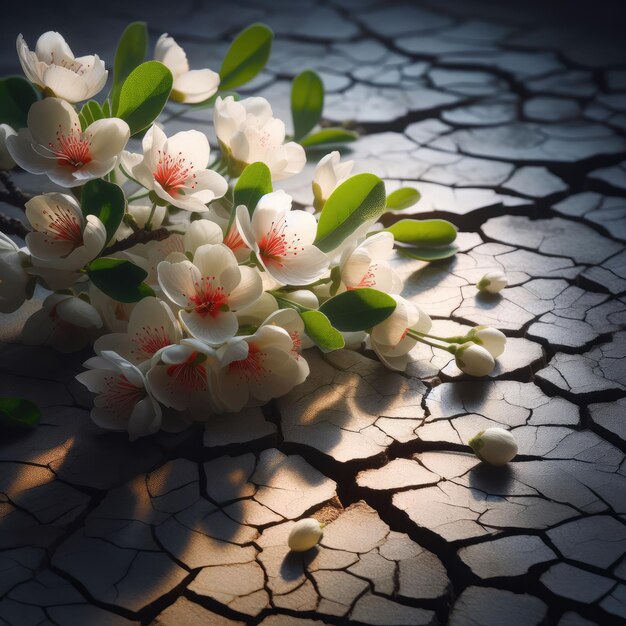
[0,124,16,170]
[288,518,324,552]
[455,342,495,376]
[477,270,507,294]
[468,427,518,465]
[467,326,507,358]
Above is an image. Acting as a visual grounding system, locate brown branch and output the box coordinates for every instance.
[0,172,33,211]
[0,214,29,238]
[103,227,171,256]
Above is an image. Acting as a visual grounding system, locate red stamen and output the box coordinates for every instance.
[258,219,304,267]
[131,325,173,360]
[228,343,266,379]
[166,351,207,391]
[49,123,92,168]
[188,276,229,318]
[154,150,195,195]
[101,374,145,416]
[40,202,83,247]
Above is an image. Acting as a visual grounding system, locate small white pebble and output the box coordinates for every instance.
[288,518,324,552]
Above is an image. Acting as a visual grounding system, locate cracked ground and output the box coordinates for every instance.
[1,0,625,624]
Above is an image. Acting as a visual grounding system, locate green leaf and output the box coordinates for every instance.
[219,23,273,91]
[0,397,40,429]
[102,99,112,117]
[386,187,421,210]
[291,70,324,141]
[396,244,458,262]
[81,179,126,243]
[0,76,40,129]
[115,61,173,135]
[87,258,155,303]
[234,162,272,216]
[319,288,397,332]
[301,310,345,351]
[315,173,387,253]
[300,128,358,148]
[111,22,148,113]
[387,219,457,246]
[79,100,105,130]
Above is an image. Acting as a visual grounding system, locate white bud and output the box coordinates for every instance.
[286,289,319,309]
[0,124,16,170]
[477,270,507,294]
[467,326,507,358]
[455,342,495,376]
[288,518,324,552]
[468,427,518,465]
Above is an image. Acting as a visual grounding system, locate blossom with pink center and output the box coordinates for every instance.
[339,231,402,294]
[214,96,306,179]
[122,125,227,212]
[236,190,329,286]
[369,295,432,372]
[25,192,107,271]
[146,339,220,419]
[17,31,107,103]
[76,350,161,440]
[154,34,220,104]
[157,243,263,345]
[95,296,182,366]
[7,98,129,188]
[215,325,304,412]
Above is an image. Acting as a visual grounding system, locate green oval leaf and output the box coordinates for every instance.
[219,24,273,91]
[396,244,458,262]
[111,22,148,114]
[81,179,126,244]
[315,173,387,253]
[0,76,40,129]
[386,187,421,210]
[87,257,155,303]
[79,100,105,131]
[291,70,324,141]
[116,61,173,135]
[319,288,397,332]
[234,162,272,216]
[0,397,41,429]
[300,128,358,148]
[301,310,345,351]
[387,219,457,247]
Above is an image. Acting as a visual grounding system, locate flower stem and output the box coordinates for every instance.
[145,203,157,230]
[127,191,150,203]
[406,329,457,354]
[280,277,332,292]
[412,330,468,344]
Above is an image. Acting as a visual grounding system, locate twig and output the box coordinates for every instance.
[0,172,32,211]
[0,214,29,238]
[102,227,171,255]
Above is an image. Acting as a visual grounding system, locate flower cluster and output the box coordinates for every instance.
[0,27,509,440]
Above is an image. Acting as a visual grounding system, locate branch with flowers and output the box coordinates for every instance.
[0,22,508,438]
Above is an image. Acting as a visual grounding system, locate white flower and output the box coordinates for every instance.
[17,32,107,103]
[467,326,507,358]
[455,342,495,376]
[121,125,227,212]
[215,325,304,412]
[89,286,136,333]
[158,243,263,345]
[25,193,107,270]
[146,338,219,419]
[76,350,161,440]
[0,124,16,170]
[313,151,353,210]
[183,219,223,255]
[7,97,129,188]
[113,202,166,241]
[370,295,432,372]
[288,518,324,552]
[477,270,507,294]
[21,293,102,353]
[468,427,518,466]
[94,296,182,365]
[154,34,219,104]
[339,231,401,293]
[235,292,279,326]
[236,190,329,285]
[0,232,30,313]
[261,308,313,374]
[214,95,306,180]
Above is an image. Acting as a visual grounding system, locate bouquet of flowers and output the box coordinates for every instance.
[0,23,506,439]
